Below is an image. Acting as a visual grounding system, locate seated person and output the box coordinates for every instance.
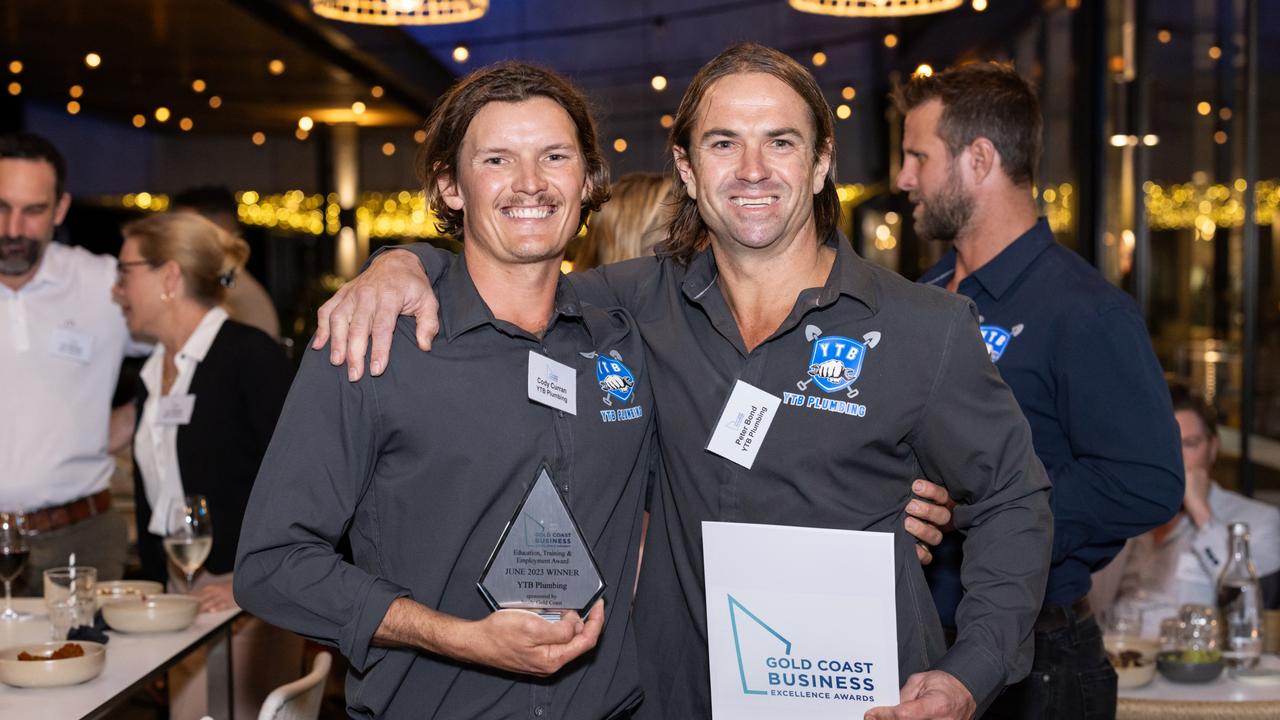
[1093,382,1280,635]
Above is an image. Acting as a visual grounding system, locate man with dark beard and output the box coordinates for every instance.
[0,132,135,589]
[894,63,1183,720]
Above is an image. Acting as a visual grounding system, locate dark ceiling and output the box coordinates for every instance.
[0,0,453,134]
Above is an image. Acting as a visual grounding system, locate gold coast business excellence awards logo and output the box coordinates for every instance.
[728,595,879,704]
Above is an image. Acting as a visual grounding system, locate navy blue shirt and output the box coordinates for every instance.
[920,218,1183,613]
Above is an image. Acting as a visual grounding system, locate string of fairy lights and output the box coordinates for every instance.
[100,181,1276,245]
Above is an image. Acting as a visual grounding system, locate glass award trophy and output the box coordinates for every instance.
[478,466,606,621]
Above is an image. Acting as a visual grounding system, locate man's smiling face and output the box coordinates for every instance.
[441,96,590,267]
[675,72,831,256]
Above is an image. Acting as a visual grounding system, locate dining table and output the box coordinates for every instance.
[1118,654,1280,719]
[0,597,241,719]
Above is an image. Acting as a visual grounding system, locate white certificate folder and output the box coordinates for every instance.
[702,521,900,719]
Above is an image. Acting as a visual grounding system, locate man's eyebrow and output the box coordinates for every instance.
[474,142,577,154]
[698,128,739,143]
[698,127,804,142]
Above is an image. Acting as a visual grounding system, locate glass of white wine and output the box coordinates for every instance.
[164,495,212,593]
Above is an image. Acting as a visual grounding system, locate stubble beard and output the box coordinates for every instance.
[913,167,974,244]
[0,236,43,276]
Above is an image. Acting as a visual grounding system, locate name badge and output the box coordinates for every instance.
[158,394,197,426]
[49,327,94,365]
[706,380,781,469]
[528,351,577,415]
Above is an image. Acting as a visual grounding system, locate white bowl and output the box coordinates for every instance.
[96,580,164,605]
[1105,636,1160,689]
[0,641,106,688]
[102,593,199,633]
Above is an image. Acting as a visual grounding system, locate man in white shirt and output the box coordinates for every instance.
[1,132,133,591]
[1093,383,1280,635]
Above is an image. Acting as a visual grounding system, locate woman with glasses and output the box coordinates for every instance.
[112,211,301,719]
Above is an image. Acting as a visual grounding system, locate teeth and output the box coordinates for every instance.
[731,197,776,207]
[505,206,555,219]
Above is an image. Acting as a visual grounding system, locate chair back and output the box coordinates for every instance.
[257,650,332,720]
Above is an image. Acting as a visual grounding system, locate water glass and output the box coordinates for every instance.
[1178,603,1220,655]
[1103,604,1145,639]
[43,565,97,638]
[1159,616,1184,652]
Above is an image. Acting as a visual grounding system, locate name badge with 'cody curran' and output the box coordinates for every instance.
[477,466,605,622]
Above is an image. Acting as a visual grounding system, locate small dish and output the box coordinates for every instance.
[0,641,106,688]
[1156,650,1225,683]
[1105,637,1159,689]
[96,579,164,605]
[102,593,199,633]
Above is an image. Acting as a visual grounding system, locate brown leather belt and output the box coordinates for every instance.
[1034,596,1093,634]
[21,490,112,535]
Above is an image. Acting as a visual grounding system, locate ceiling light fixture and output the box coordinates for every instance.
[790,0,962,18]
[311,0,487,26]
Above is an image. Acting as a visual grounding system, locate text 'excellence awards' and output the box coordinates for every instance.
[478,466,605,622]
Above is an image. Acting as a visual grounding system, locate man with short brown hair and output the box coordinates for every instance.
[1,132,133,591]
[895,62,1183,719]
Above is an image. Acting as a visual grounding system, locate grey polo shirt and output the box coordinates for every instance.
[234,253,658,720]
[402,234,1052,714]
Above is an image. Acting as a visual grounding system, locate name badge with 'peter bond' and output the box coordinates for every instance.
[157,394,196,426]
[527,351,577,415]
[706,380,781,469]
[49,327,94,364]
[477,465,605,621]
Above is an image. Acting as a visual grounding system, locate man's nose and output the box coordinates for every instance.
[513,162,548,195]
[895,165,915,193]
[737,144,768,183]
[1,210,21,238]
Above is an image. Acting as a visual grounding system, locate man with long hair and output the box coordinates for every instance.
[314,45,1053,720]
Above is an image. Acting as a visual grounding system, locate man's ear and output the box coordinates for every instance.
[966,137,997,185]
[437,169,464,211]
[812,137,834,195]
[53,192,72,226]
[673,146,697,200]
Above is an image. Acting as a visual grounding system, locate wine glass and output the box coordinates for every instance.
[0,512,32,621]
[164,495,212,593]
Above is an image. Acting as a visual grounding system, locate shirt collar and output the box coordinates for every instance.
[139,306,228,395]
[680,231,880,313]
[176,306,229,363]
[439,252,582,343]
[918,217,1054,300]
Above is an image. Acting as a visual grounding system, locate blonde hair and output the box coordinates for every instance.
[122,212,249,306]
[577,173,674,269]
